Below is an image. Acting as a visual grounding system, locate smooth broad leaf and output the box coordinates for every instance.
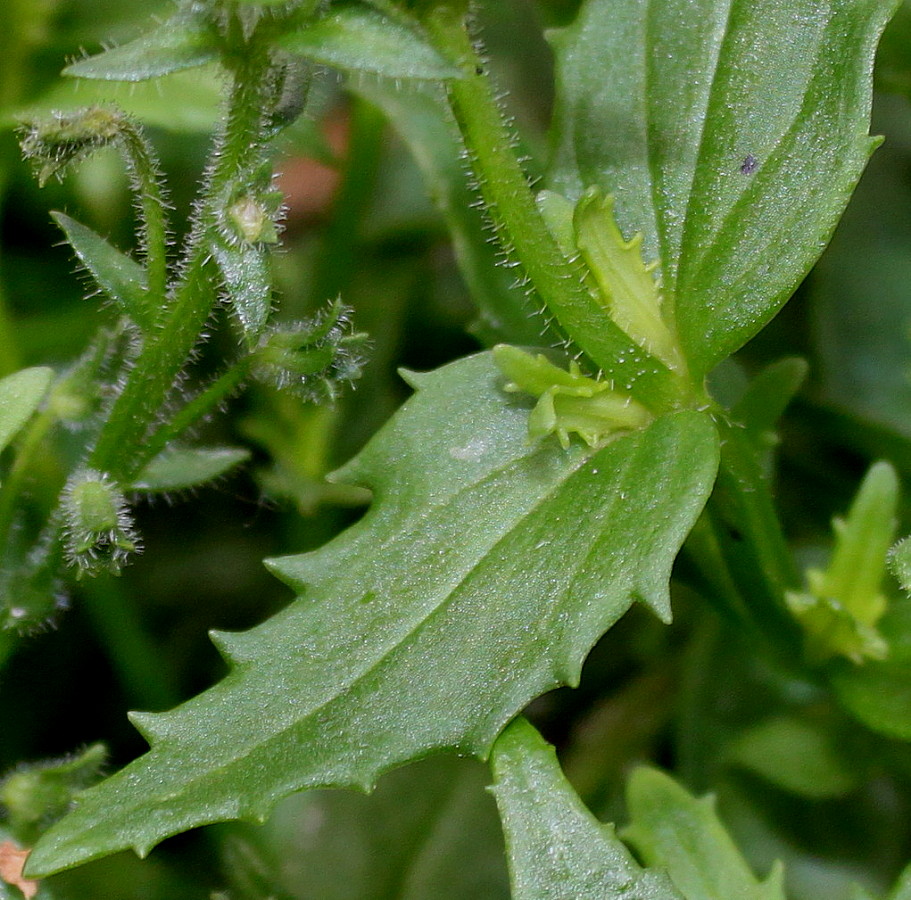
[549,0,897,378]
[490,717,684,900]
[830,597,911,739]
[130,447,250,493]
[0,367,53,458]
[26,351,718,875]
[890,863,911,900]
[622,768,787,900]
[51,213,152,331]
[63,9,219,82]
[279,3,460,81]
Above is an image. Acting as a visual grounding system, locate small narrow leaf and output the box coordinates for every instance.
[622,768,787,900]
[51,213,152,330]
[64,12,219,82]
[211,242,273,345]
[490,718,684,900]
[130,447,250,493]
[549,0,897,378]
[0,367,53,458]
[279,4,460,81]
[27,352,718,875]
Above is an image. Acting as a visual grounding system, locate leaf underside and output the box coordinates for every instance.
[550,0,896,377]
[27,352,717,875]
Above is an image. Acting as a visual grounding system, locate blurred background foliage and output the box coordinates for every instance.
[1,0,911,897]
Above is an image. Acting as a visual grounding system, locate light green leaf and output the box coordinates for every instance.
[622,768,787,900]
[726,715,858,799]
[0,367,53,458]
[890,863,911,900]
[279,3,460,81]
[8,68,223,133]
[130,448,250,493]
[27,352,718,875]
[490,718,684,900]
[830,598,911,739]
[223,755,509,900]
[63,11,219,82]
[51,212,152,331]
[211,242,273,346]
[549,0,897,378]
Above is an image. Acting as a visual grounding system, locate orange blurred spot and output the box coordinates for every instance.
[0,842,38,899]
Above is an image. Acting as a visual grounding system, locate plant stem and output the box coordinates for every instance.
[89,38,276,482]
[422,8,690,412]
[119,126,169,312]
[137,360,251,472]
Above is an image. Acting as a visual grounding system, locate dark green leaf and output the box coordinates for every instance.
[130,448,250,493]
[63,12,219,82]
[279,4,460,81]
[622,767,787,900]
[27,352,718,874]
[490,718,684,900]
[51,212,152,330]
[549,0,897,378]
[0,367,53,460]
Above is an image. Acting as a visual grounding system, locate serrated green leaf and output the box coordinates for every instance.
[51,212,152,330]
[490,718,684,900]
[549,0,897,378]
[63,11,219,82]
[130,447,250,493]
[279,3,460,81]
[26,351,718,875]
[622,768,787,900]
[210,242,273,346]
[0,367,53,459]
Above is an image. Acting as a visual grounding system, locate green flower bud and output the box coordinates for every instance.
[61,470,140,576]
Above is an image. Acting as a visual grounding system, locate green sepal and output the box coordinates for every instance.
[130,447,250,493]
[490,718,684,900]
[51,212,153,331]
[574,188,684,374]
[0,367,53,460]
[279,3,461,81]
[63,10,220,82]
[493,344,652,449]
[622,767,787,900]
[26,352,718,876]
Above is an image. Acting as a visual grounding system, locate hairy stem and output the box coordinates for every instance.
[423,8,690,411]
[89,38,276,481]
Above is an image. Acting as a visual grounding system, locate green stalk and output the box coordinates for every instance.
[119,126,170,311]
[422,7,690,411]
[89,39,276,482]
[137,360,251,472]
